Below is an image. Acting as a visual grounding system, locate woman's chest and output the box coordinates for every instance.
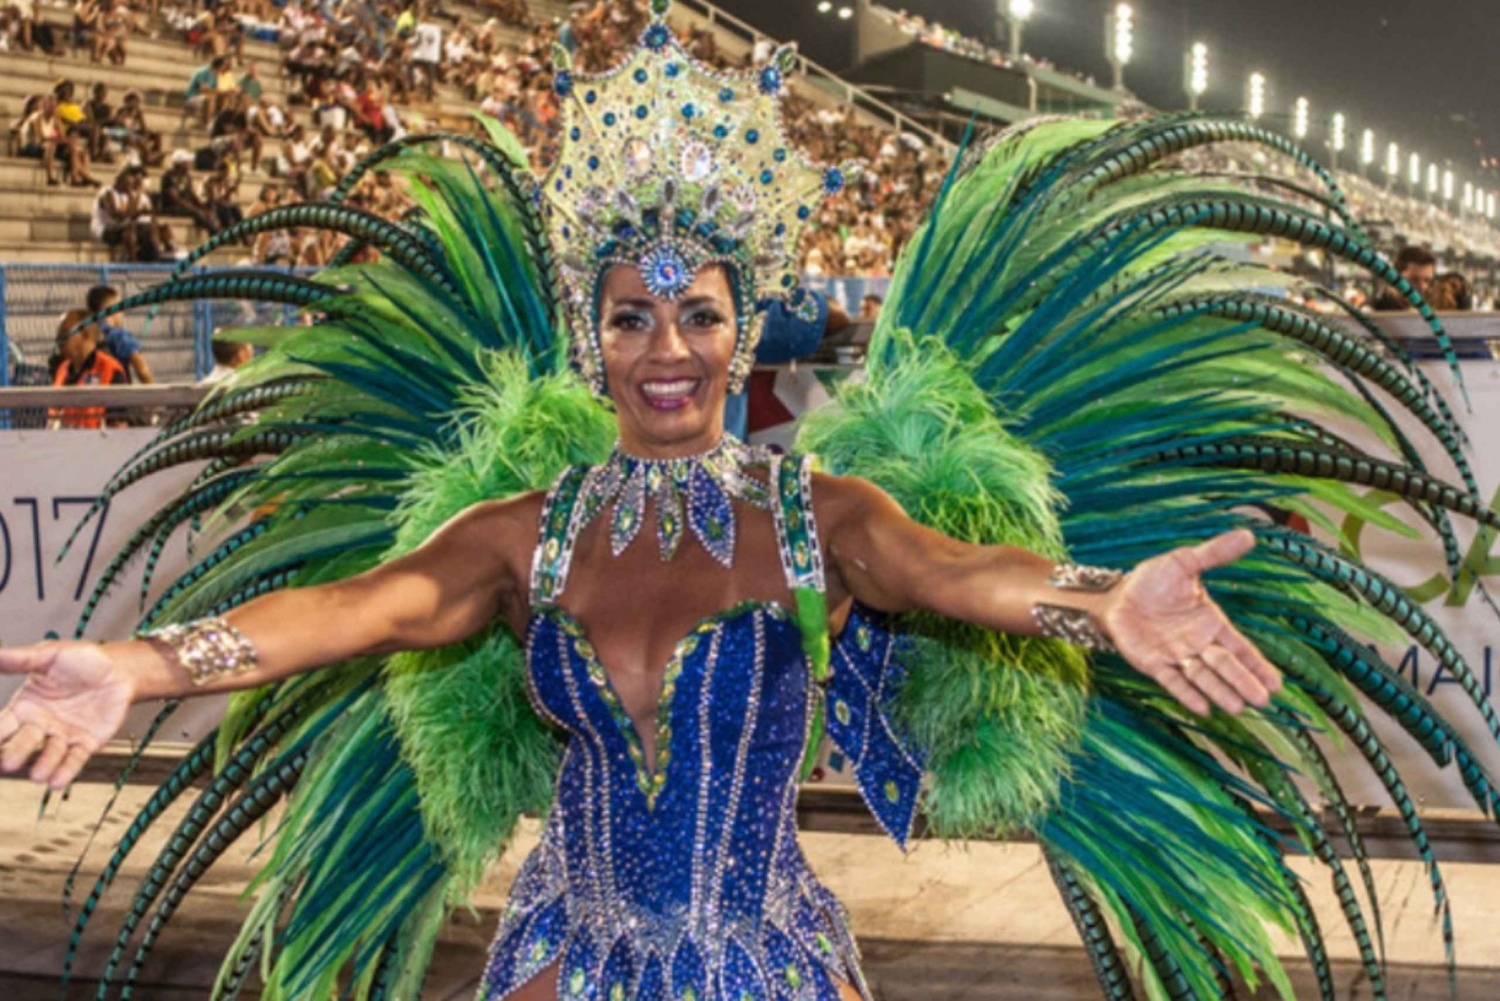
[525,604,813,807]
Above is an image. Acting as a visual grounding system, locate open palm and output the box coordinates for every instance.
[1100,529,1283,717]
[0,641,135,790]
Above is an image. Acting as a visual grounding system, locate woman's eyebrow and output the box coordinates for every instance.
[607,298,657,311]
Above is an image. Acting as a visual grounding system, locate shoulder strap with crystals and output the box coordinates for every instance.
[528,464,592,609]
[775,453,927,849]
[770,451,830,682]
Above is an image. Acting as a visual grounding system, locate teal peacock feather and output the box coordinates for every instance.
[1044,849,1137,1001]
[116,749,308,999]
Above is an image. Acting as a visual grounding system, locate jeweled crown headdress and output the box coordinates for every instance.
[540,0,857,393]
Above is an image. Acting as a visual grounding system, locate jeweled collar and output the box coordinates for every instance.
[577,435,774,566]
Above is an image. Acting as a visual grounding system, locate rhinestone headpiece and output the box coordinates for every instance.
[540,0,857,394]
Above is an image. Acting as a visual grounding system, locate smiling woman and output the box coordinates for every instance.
[599,264,740,452]
[1,2,1496,1000]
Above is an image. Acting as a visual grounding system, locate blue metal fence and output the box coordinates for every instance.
[0,264,305,387]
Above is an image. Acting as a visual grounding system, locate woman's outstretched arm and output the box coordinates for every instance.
[815,474,1282,718]
[0,494,540,789]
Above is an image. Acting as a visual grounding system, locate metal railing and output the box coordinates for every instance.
[670,0,952,152]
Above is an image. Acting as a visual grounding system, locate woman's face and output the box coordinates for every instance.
[598,263,738,458]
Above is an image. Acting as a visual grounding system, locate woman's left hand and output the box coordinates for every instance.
[1099,529,1283,717]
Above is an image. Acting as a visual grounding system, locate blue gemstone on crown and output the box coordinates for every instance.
[718,87,734,102]
[665,62,679,77]
[760,170,773,184]
[603,112,616,126]
[643,22,670,49]
[682,104,695,119]
[570,127,581,140]
[713,124,728,139]
[796,206,810,220]
[554,71,574,97]
[587,155,600,170]
[640,244,693,297]
[759,67,782,94]
[634,68,649,83]
[773,148,786,162]
[823,167,844,194]
[585,90,596,104]
[635,105,649,119]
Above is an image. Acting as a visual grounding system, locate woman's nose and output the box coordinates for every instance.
[645,317,690,359]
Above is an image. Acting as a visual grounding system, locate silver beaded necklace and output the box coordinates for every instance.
[576,435,775,567]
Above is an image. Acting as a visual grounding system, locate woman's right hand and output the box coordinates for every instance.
[0,641,136,791]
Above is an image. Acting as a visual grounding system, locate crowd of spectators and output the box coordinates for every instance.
[877,4,1094,86]
[5,0,1496,288]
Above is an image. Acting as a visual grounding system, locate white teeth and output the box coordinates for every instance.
[641,379,698,398]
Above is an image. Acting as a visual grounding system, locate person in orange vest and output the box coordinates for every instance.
[48,308,127,429]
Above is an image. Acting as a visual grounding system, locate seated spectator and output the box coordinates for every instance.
[84,284,155,383]
[71,0,99,54]
[93,165,174,260]
[112,89,162,167]
[49,308,128,429]
[209,91,256,170]
[83,81,115,162]
[185,54,231,128]
[158,149,219,233]
[858,293,882,320]
[239,62,263,102]
[204,162,245,235]
[1427,272,1474,311]
[15,94,95,186]
[245,95,286,171]
[247,181,281,218]
[94,0,127,64]
[273,121,312,194]
[203,335,254,384]
[3,0,60,52]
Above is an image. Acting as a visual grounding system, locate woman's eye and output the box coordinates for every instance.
[685,311,723,328]
[610,313,647,331]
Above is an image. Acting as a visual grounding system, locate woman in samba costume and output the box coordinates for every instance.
[0,3,1496,1000]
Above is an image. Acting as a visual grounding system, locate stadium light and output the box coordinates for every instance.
[836,5,852,18]
[1185,43,1208,111]
[1463,180,1474,212]
[1489,192,1497,220]
[1330,113,1346,152]
[1246,73,1265,120]
[1293,97,1309,139]
[1443,168,1454,203]
[1427,163,1439,196]
[1105,4,1133,90]
[1359,128,1374,173]
[1384,142,1398,179]
[1409,151,1421,188]
[816,0,831,10]
[1007,0,1034,58]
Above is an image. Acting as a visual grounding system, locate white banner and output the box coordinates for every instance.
[0,428,230,741]
[2,360,1500,810]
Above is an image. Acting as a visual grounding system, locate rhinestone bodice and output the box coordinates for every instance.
[476,452,923,1001]
[476,601,865,1000]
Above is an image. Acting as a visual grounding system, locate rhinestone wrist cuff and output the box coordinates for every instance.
[1033,562,1125,652]
[140,617,259,687]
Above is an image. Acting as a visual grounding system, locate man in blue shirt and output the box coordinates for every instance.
[85,284,155,383]
[724,289,848,441]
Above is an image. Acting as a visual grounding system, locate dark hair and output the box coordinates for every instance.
[85,284,119,313]
[1395,245,1436,272]
[212,337,246,366]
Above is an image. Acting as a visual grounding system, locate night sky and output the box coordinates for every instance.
[720,0,1500,190]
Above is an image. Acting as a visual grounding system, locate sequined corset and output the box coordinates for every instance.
[478,454,926,1001]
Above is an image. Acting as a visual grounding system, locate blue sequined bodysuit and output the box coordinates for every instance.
[477,454,927,1001]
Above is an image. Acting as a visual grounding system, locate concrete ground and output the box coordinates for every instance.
[3,775,1499,1000]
